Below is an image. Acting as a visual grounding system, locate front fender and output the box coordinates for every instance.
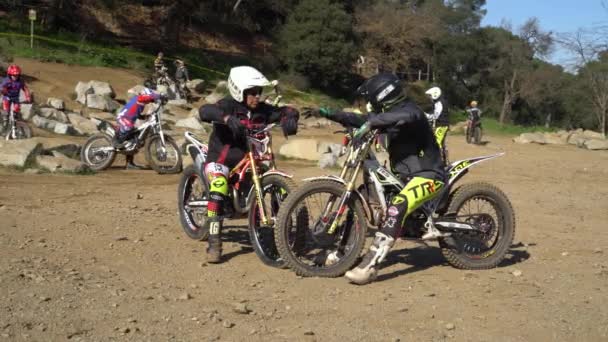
[262,170,293,178]
[302,175,373,225]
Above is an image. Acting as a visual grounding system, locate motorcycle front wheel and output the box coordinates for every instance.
[248,174,296,268]
[274,180,368,277]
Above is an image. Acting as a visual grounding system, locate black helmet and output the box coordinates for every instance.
[356,72,404,112]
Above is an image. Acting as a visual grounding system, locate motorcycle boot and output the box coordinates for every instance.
[125,155,144,170]
[206,217,223,263]
[345,232,394,285]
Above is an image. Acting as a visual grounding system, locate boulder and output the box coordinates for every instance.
[157,84,177,100]
[319,153,339,169]
[38,107,61,119]
[584,139,608,150]
[513,132,546,144]
[304,118,334,129]
[46,97,65,110]
[53,122,75,135]
[86,94,120,111]
[186,79,205,93]
[67,113,98,136]
[204,92,224,104]
[0,139,43,167]
[175,117,205,131]
[32,115,58,131]
[37,152,85,172]
[75,81,94,104]
[583,130,605,140]
[89,80,115,98]
[567,133,587,147]
[542,133,568,145]
[279,139,321,161]
[167,99,189,108]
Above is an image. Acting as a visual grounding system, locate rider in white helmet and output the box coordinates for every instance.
[424,86,449,161]
[198,66,300,263]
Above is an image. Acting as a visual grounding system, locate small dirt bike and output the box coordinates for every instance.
[274,127,515,277]
[80,103,182,173]
[177,122,296,267]
[466,119,482,144]
[0,104,32,140]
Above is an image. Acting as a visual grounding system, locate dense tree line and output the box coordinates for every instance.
[1,0,607,133]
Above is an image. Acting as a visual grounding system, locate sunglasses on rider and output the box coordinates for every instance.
[245,87,263,97]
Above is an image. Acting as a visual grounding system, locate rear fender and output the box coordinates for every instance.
[186,143,208,182]
[447,153,504,186]
[302,175,373,223]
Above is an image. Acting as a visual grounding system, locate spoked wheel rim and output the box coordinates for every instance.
[182,172,208,233]
[284,190,362,270]
[148,139,180,171]
[452,195,502,259]
[84,137,114,167]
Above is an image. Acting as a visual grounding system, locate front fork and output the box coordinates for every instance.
[326,161,363,234]
[249,152,270,226]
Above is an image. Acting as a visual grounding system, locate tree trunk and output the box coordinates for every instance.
[499,71,518,125]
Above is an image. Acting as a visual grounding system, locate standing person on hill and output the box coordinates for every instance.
[425,86,450,162]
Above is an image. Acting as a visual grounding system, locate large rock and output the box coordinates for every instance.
[67,113,98,135]
[39,107,69,123]
[319,153,339,169]
[204,92,224,104]
[186,79,205,93]
[157,84,177,100]
[513,132,546,144]
[567,133,587,147]
[89,80,115,98]
[304,118,334,129]
[53,122,75,135]
[542,132,568,145]
[86,94,120,111]
[46,97,65,110]
[279,139,321,161]
[584,139,608,150]
[0,139,42,167]
[75,81,94,104]
[37,152,85,172]
[583,130,605,140]
[167,99,189,108]
[32,115,57,131]
[175,117,205,131]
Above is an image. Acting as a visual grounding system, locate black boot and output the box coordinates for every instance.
[206,218,222,263]
[125,155,144,170]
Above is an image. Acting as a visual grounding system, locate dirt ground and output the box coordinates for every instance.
[1,59,608,341]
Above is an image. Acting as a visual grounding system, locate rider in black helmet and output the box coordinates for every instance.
[310,72,446,284]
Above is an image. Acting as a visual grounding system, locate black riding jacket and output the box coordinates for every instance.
[332,100,445,179]
[199,96,295,167]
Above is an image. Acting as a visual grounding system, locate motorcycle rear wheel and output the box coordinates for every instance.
[440,182,515,270]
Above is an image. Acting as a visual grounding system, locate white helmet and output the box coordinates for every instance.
[425,86,442,100]
[227,66,271,102]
